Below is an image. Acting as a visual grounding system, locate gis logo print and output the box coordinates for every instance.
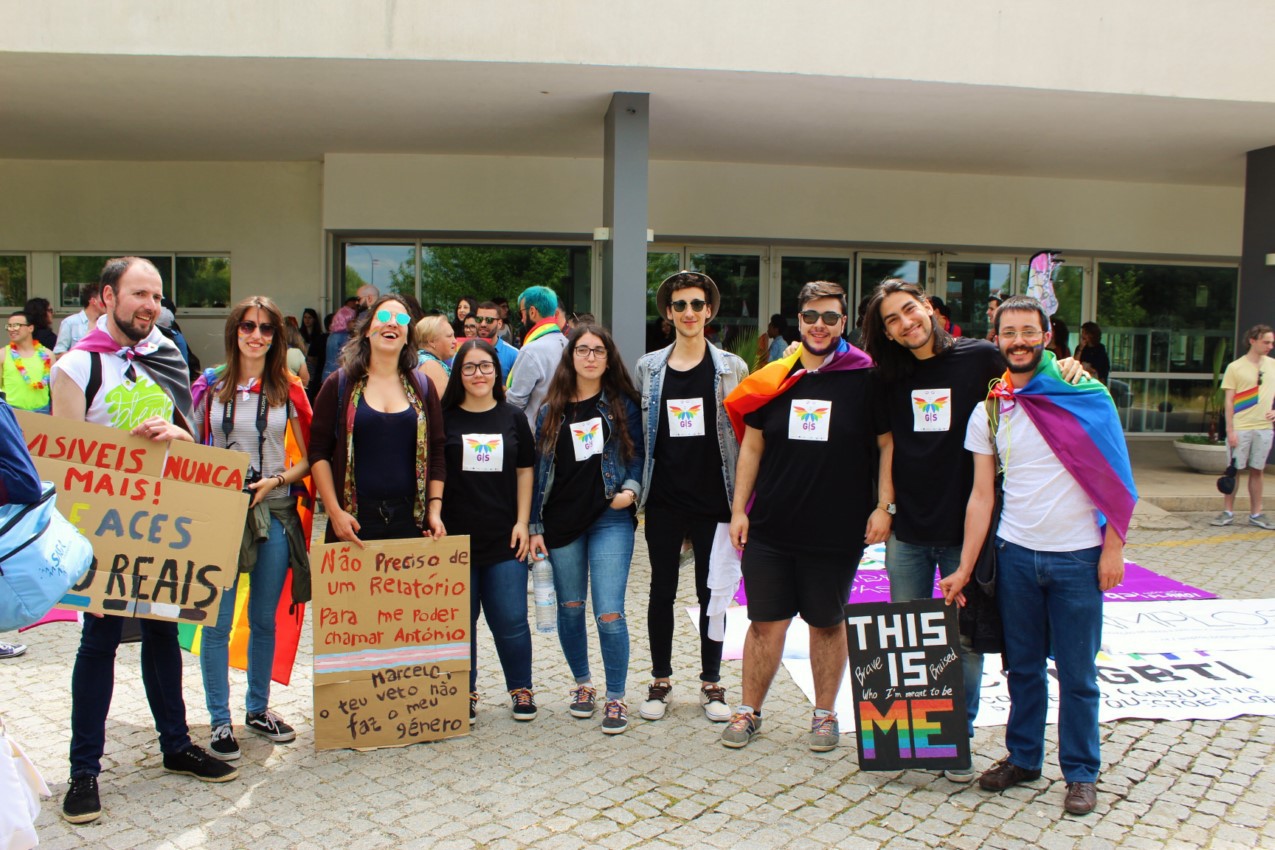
[671,403,701,429]
[914,394,948,423]
[788,399,831,441]
[466,437,497,463]
[573,422,600,451]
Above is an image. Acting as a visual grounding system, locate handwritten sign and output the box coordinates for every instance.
[844,599,970,772]
[311,536,471,751]
[15,410,249,623]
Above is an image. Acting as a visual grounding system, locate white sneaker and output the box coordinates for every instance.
[639,681,672,720]
[700,684,732,722]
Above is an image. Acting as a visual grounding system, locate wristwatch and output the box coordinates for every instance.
[877,502,896,516]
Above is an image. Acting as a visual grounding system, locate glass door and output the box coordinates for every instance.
[940,258,1013,340]
[1017,261,1085,355]
[687,248,765,358]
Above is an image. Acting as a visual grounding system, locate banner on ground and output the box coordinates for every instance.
[311,536,470,751]
[844,600,969,771]
[1102,599,1275,654]
[16,410,248,623]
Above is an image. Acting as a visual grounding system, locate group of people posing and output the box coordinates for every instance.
[36,254,1173,826]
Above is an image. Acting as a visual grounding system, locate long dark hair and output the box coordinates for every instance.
[339,295,419,382]
[537,324,639,461]
[300,307,320,343]
[218,296,291,407]
[441,339,505,411]
[862,279,953,383]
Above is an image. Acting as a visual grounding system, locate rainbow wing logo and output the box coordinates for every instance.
[913,395,948,416]
[572,423,601,443]
[465,438,497,455]
[670,403,702,424]
[793,405,829,424]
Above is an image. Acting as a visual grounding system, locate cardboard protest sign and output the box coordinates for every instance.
[15,410,248,623]
[844,599,970,772]
[312,536,471,751]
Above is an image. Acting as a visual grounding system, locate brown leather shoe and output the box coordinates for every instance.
[978,757,1042,791]
[1064,781,1098,815]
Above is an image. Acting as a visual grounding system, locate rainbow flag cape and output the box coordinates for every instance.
[723,339,873,441]
[178,368,314,686]
[991,350,1137,541]
[505,319,562,389]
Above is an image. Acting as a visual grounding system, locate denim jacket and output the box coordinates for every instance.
[635,342,749,509]
[530,390,644,536]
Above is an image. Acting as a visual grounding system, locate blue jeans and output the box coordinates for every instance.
[200,516,290,726]
[70,615,192,777]
[885,534,984,736]
[470,558,534,692]
[549,507,635,701]
[995,537,1104,783]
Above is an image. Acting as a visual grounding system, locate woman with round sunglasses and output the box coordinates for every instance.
[310,295,447,545]
[414,314,454,401]
[529,324,643,734]
[190,296,314,760]
[440,339,538,725]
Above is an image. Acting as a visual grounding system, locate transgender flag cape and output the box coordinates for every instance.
[993,350,1138,541]
[724,339,873,441]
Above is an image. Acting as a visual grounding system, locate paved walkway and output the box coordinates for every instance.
[3,494,1273,848]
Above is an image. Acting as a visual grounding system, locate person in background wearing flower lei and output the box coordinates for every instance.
[2,311,53,412]
[440,339,538,725]
[189,296,314,761]
[529,323,644,735]
[310,295,447,546]
[415,314,455,401]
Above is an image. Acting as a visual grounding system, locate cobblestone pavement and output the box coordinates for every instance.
[2,510,1272,849]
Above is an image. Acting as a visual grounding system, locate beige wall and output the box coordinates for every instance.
[5,1,1273,104]
[325,154,1244,258]
[0,160,323,368]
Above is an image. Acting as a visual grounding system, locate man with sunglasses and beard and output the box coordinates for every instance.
[941,295,1135,817]
[51,257,237,826]
[634,272,749,726]
[473,300,519,379]
[721,281,893,752]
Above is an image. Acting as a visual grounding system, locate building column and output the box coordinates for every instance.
[1240,145,1275,350]
[601,92,650,370]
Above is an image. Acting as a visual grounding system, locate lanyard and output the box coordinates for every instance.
[221,381,270,478]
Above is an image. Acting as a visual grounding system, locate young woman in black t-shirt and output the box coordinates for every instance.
[440,340,537,724]
[528,324,644,735]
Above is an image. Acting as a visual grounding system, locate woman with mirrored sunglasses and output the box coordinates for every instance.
[189,295,315,760]
[439,339,538,724]
[310,295,447,545]
[529,324,644,735]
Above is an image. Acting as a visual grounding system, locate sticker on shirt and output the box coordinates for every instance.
[666,397,705,438]
[462,433,504,472]
[911,389,952,432]
[570,417,604,461]
[788,399,831,441]
[104,376,175,431]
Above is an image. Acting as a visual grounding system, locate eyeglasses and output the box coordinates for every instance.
[670,299,707,313]
[375,309,411,326]
[460,361,497,377]
[998,330,1044,342]
[573,345,608,360]
[474,316,499,325]
[237,321,276,337]
[799,310,844,326]
[5,323,29,331]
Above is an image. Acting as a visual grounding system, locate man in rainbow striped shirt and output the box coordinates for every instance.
[1211,324,1275,530]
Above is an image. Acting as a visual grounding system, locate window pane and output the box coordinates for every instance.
[344,244,417,303]
[689,252,760,356]
[860,258,926,288]
[945,261,1011,339]
[645,252,681,351]
[1096,263,1237,374]
[1015,264,1083,352]
[416,244,590,326]
[780,257,851,318]
[0,256,28,307]
[175,257,231,309]
[59,255,173,307]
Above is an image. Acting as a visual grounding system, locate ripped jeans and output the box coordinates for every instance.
[549,507,635,701]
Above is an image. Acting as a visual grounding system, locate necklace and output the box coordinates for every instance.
[8,342,52,390]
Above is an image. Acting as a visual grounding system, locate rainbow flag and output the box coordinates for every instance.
[178,369,314,686]
[724,339,873,441]
[505,319,562,388]
[992,350,1138,541]
[1234,384,1260,414]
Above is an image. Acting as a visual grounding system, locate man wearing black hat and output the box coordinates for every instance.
[635,271,749,725]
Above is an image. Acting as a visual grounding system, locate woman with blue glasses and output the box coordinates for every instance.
[310,296,447,544]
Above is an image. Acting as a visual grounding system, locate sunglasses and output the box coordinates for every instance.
[375,309,411,326]
[461,361,497,377]
[670,299,707,313]
[237,321,276,337]
[5,323,29,331]
[474,316,499,325]
[799,310,844,326]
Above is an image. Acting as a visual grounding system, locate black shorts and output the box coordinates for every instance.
[740,535,864,628]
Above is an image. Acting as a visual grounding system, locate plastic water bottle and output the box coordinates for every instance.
[531,554,557,634]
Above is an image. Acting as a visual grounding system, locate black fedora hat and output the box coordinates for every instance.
[655,271,721,319]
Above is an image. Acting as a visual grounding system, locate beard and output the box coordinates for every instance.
[802,332,840,358]
[113,306,153,343]
[1004,344,1043,374]
[894,316,937,351]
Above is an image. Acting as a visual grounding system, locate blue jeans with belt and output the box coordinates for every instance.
[995,536,1104,783]
[549,507,635,702]
[200,515,291,726]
